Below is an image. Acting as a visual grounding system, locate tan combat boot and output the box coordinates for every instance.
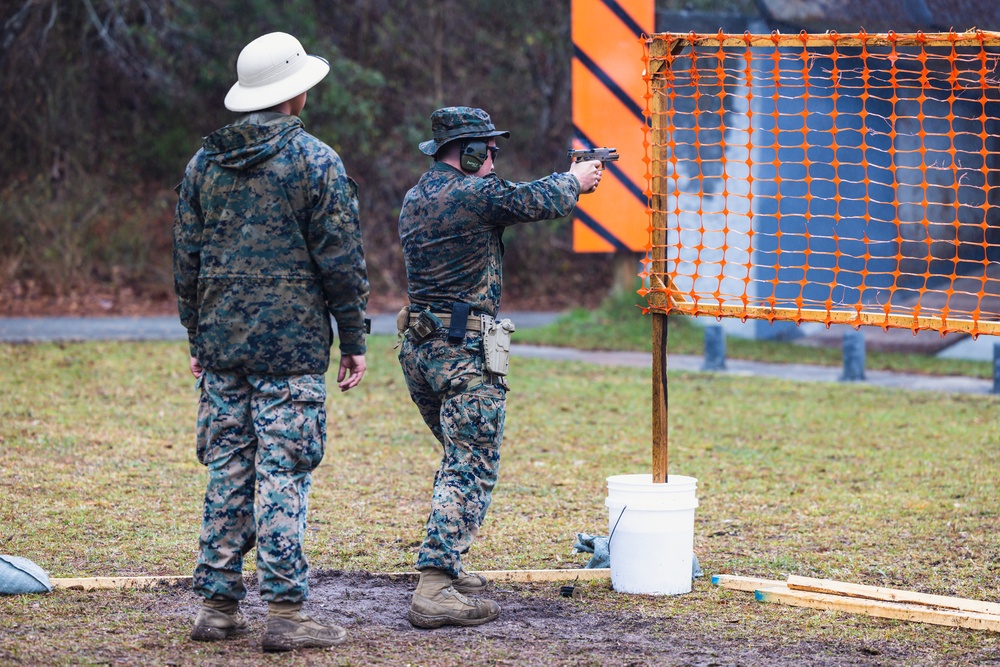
[452,567,487,595]
[409,568,500,629]
[190,598,249,641]
[261,601,348,652]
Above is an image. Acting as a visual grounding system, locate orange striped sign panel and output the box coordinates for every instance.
[571,0,654,252]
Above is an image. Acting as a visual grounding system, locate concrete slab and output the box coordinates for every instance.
[936,335,1000,362]
[792,322,966,354]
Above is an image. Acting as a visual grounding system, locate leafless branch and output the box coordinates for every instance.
[1,0,37,56]
[40,1,58,43]
[81,0,121,58]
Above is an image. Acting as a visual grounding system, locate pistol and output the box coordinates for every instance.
[567,147,619,164]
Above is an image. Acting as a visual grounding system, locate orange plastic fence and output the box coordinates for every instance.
[641,31,1000,336]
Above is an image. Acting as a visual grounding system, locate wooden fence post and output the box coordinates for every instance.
[647,36,672,483]
[652,312,668,482]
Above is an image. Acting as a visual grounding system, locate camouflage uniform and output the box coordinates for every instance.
[398,107,580,577]
[174,111,369,604]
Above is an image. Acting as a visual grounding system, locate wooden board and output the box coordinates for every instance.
[51,576,192,591]
[711,574,787,593]
[787,575,1000,616]
[375,568,611,584]
[51,569,610,591]
[756,586,1000,633]
[475,568,611,583]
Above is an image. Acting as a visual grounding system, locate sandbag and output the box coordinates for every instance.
[0,555,52,595]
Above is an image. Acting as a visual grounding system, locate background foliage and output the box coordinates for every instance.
[0,0,625,307]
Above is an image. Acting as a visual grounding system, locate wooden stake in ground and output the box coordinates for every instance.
[647,36,671,484]
[652,312,668,482]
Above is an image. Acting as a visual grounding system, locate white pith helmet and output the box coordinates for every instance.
[224,32,330,113]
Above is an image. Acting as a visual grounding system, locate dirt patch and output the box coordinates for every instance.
[3,573,991,665]
[146,570,939,667]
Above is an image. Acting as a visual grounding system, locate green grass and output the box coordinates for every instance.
[1,337,998,664]
[1,336,997,582]
[516,290,995,379]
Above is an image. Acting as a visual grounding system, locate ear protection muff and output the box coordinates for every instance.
[459,139,489,172]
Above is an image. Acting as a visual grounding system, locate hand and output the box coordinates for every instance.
[189,356,203,379]
[337,354,367,392]
[569,159,602,194]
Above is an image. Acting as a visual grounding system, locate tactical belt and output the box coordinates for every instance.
[407,312,485,332]
[399,308,511,392]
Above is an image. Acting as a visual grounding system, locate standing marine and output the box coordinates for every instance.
[173,32,369,652]
[396,106,602,628]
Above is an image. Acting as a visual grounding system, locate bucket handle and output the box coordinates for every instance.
[608,504,627,551]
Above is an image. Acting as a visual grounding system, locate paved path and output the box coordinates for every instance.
[0,312,558,342]
[512,345,996,395]
[1,314,993,396]
[0,316,188,342]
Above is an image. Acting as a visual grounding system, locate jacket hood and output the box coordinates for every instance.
[202,113,304,170]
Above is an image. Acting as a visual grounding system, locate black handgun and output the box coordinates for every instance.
[567,147,620,164]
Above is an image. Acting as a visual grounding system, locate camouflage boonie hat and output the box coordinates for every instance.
[418,106,510,156]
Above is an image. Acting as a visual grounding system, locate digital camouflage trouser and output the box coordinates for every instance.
[398,330,506,578]
[193,371,327,603]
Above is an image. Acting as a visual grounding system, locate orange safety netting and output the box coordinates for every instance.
[640,30,1000,337]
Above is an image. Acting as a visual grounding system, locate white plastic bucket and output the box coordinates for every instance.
[605,473,698,595]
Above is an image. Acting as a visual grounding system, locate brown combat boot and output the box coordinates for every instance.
[452,567,487,595]
[408,568,500,629]
[261,601,348,652]
[190,599,249,641]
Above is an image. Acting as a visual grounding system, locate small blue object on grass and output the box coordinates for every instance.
[0,555,51,595]
[993,343,999,394]
[702,325,727,371]
[840,329,866,382]
[573,533,610,569]
[573,533,703,579]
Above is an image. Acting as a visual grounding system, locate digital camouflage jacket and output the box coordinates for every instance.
[173,112,369,375]
[398,161,579,316]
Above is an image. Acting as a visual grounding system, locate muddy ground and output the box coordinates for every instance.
[3,569,996,665]
[143,570,983,667]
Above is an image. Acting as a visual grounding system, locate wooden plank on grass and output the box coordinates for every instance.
[375,569,611,584]
[756,586,1000,633]
[482,568,611,583]
[652,312,668,483]
[711,574,787,593]
[53,569,608,591]
[787,575,1000,616]
[50,576,192,591]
